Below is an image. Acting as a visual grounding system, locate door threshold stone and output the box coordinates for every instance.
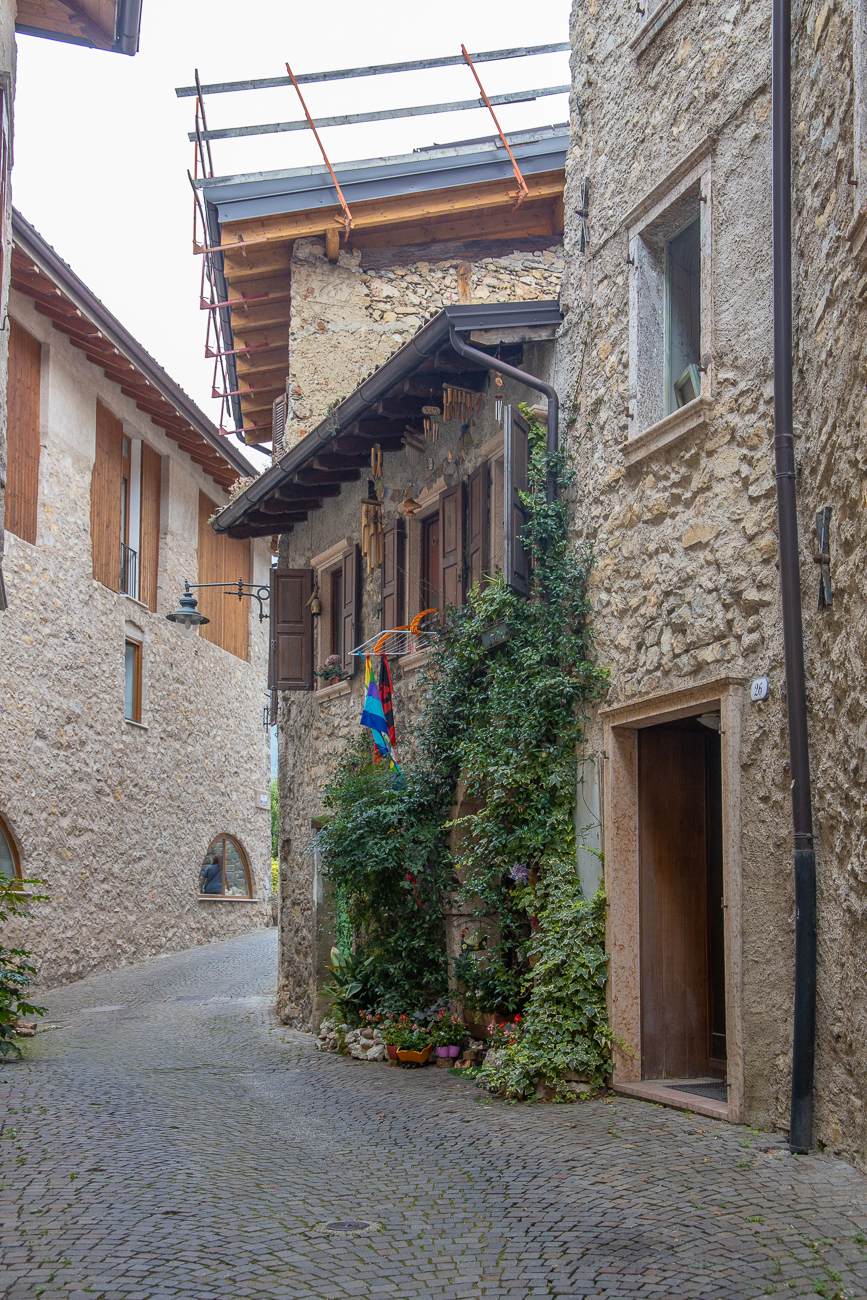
[612,1077,732,1122]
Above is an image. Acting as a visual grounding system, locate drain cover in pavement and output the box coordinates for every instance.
[324,1220,372,1232]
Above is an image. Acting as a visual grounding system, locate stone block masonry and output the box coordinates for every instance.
[0,289,272,988]
[560,0,867,1171]
[283,236,564,449]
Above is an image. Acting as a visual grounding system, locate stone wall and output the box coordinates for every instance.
[0,290,272,988]
[792,0,867,1171]
[0,0,16,593]
[561,0,867,1169]
[283,236,564,449]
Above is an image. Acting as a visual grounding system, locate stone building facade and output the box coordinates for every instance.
[0,215,271,988]
[284,236,564,451]
[560,0,867,1165]
[0,0,144,613]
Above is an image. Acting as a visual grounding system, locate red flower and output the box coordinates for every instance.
[514,1015,522,1023]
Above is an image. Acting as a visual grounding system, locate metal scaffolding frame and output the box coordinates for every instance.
[180,40,570,441]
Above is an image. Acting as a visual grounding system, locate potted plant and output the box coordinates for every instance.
[382,1013,411,1060]
[432,1010,466,1058]
[315,654,346,684]
[396,1023,433,1065]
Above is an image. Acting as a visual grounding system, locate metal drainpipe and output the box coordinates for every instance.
[447,326,559,502]
[773,0,817,1154]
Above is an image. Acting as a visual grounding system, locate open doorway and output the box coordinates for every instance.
[638,715,726,1080]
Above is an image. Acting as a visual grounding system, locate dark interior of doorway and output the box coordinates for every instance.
[638,715,726,1080]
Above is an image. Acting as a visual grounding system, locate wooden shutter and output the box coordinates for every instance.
[503,405,531,597]
[380,520,404,632]
[198,492,251,660]
[139,444,162,612]
[341,544,360,675]
[466,463,489,594]
[91,402,124,590]
[440,481,466,609]
[272,569,313,690]
[6,320,42,545]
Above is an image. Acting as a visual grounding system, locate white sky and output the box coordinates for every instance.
[12,0,571,470]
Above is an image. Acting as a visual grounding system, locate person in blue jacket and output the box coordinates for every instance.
[200,853,223,895]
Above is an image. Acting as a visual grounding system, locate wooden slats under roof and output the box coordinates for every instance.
[212,300,563,540]
[15,0,141,52]
[10,212,256,493]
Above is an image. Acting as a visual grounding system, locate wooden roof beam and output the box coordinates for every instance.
[216,172,564,250]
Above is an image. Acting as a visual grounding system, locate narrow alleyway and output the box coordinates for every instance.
[2,932,867,1300]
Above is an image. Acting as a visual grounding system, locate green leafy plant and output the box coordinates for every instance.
[315,407,612,1095]
[0,877,48,1060]
[316,736,454,1014]
[270,777,278,860]
[430,1011,466,1047]
[479,875,613,1099]
[320,946,374,1021]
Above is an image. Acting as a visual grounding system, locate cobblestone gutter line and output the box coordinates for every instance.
[1,931,867,1299]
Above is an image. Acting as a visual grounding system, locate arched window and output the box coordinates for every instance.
[199,835,252,898]
[0,816,21,885]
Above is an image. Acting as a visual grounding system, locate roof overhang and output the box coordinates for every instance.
[11,210,256,491]
[211,299,562,539]
[195,127,568,446]
[15,0,143,53]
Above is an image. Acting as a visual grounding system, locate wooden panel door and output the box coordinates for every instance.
[197,492,250,660]
[466,463,489,593]
[6,320,42,544]
[91,402,124,590]
[139,445,162,612]
[638,723,710,1079]
[440,482,465,609]
[271,569,313,690]
[381,522,404,632]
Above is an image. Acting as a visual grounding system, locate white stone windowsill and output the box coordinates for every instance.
[629,0,689,56]
[622,396,713,467]
[400,648,430,673]
[196,894,260,903]
[314,679,352,702]
[124,719,149,730]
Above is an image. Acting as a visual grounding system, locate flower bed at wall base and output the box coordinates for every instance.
[314,407,614,1100]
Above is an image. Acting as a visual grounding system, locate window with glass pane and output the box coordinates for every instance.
[124,640,141,722]
[199,835,252,897]
[0,816,21,883]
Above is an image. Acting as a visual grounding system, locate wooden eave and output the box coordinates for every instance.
[10,245,240,490]
[214,343,520,538]
[211,168,565,447]
[15,0,116,48]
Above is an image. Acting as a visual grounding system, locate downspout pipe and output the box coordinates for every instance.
[448,325,559,502]
[773,0,817,1154]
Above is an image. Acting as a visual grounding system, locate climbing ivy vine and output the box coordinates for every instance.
[317,406,612,1096]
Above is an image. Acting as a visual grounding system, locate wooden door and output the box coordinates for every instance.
[638,722,710,1079]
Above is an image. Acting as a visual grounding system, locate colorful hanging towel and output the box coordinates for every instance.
[379,654,396,747]
[360,656,402,782]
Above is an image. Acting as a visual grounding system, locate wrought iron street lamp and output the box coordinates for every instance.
[165,578,270,636]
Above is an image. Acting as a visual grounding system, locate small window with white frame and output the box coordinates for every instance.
[627,148,712,456]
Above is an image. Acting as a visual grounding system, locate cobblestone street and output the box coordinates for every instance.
[1,931,867,1300]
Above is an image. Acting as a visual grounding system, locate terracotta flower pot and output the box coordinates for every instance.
[397,1044,432,1064]
[386,1044,399,1060]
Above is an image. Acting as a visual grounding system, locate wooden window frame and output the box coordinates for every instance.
[197,834,254,900]
[312,544,358,690]
[124,639,142,724]
[0,813,22,887]
[626,148,713,462]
